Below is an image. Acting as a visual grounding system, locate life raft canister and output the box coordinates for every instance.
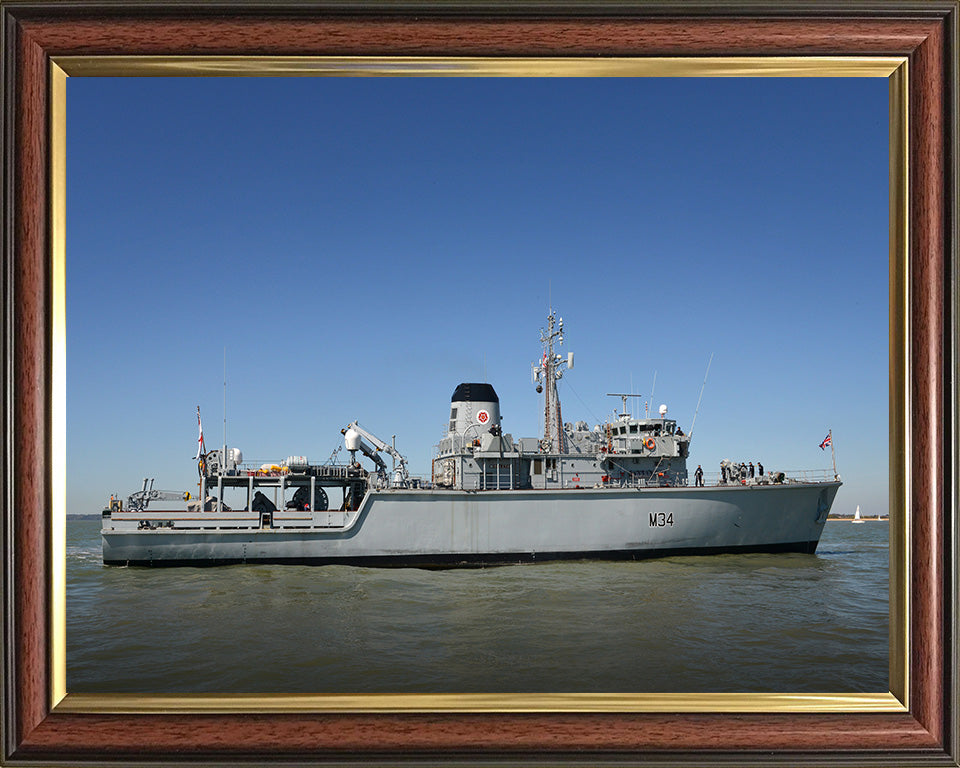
[644,437,656,451]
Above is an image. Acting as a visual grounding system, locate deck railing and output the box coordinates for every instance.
[666,468,837,489]
[223,455,835,491]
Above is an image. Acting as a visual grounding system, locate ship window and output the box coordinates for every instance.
[482,459,514,490]
[450,408,458,419]
[547,458,557,470]
[533,459,543,475]
[629,425,638,434]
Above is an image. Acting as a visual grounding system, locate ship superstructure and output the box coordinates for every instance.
[432,387,690,493]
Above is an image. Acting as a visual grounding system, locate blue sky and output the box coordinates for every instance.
[66,76,888,515]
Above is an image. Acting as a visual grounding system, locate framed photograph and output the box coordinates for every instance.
[2,3,956,765]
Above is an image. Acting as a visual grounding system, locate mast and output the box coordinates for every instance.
[221,348,227,513]
[533,309,572,453]
[829,428,837,479]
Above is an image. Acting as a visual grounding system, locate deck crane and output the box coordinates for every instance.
[341,421,410,488]
[126,478,192,512]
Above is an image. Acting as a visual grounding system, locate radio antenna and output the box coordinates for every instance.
[646,370,657,418]
[222,347,227,459]
[689,353,713,440]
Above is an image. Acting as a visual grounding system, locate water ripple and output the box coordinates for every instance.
[67,519,888,694]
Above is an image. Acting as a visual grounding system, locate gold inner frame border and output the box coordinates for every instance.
[49,54,909,715]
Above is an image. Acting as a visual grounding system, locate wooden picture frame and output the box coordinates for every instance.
[2,3,956,764]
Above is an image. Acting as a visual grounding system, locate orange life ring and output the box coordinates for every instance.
[644,437,656,451]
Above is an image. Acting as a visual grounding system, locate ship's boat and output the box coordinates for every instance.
[101,311,841,567]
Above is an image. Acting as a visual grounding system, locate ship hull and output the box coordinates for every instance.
[102,481,840,567]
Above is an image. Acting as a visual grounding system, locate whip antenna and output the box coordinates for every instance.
[646,370,657,418]
[689,353,713,440]
[222,347,227,461]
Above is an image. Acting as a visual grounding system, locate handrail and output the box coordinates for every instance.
[597,466,838,489]
[690,468,838,488]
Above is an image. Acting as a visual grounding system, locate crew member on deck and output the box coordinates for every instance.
[252,491,277,515]
[695,465,704,487]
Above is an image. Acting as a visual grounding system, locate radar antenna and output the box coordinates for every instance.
[606,393,643,420]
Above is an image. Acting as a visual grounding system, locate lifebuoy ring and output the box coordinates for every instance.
[644,437,656,451]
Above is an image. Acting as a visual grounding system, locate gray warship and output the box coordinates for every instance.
[101,310,841,566]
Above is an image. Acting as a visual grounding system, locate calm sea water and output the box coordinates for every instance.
[67,518,888,694]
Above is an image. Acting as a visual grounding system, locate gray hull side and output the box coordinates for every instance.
[102,482,840,566]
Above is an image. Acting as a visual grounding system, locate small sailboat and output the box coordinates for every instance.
[852,505,865,523]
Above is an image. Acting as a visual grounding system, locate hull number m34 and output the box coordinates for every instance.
[649,512,674,527]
